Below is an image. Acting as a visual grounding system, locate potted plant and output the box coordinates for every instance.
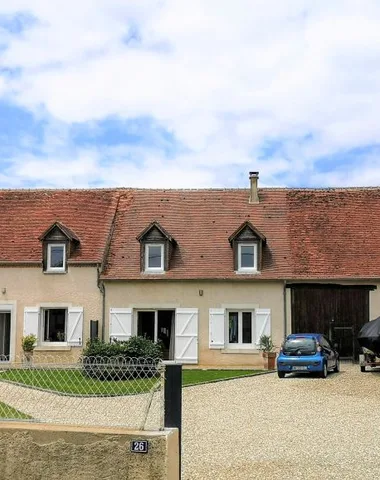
[258,334,277,370]
[22,334,37,364]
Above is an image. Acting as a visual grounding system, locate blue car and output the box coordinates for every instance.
[277,333,340,378]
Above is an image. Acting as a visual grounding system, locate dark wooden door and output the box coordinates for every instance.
[290,285,373,360]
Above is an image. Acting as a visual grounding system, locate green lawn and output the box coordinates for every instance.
[0,368,263,396]
[0,369,155,396]
[0,401,31,420]
[183,369,262,385]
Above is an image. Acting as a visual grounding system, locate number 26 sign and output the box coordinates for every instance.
[130,440,149,454]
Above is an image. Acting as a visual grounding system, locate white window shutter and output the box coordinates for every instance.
[24,307,39,340]
[209,308,225,349]
[109,308,132,342]
[255,308,271,347]
[67,307,84,346]
[175,308,198,364]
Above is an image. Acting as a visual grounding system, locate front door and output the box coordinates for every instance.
[137,310,174,360]
[0,312,11,360]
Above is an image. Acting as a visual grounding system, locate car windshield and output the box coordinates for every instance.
[283,337,317,355]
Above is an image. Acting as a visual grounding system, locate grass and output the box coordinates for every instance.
[0,401,31,419]
[0,369,154,396]
[0,367,264,396]
[182,369,262,385]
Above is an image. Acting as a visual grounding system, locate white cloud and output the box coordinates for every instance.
[1,0,380,187]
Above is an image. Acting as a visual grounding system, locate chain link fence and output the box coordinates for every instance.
[0,355,165,430]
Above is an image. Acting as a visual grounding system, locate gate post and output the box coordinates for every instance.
[164,363,182,478]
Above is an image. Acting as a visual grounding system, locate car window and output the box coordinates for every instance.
[283,337,317,355]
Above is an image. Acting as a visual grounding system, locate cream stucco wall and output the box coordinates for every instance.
[0,266,102,360]
[368,284,380,319]
[0,422,179,480]
[105,280,285,368]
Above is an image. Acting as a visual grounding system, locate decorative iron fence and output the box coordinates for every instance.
[0,355,165,430]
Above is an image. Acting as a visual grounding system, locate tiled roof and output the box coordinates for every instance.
[3,186,380,280]
[103,189,291,280]
[288,188,380,279]
[0,189,120,264]
[103,187,380,281]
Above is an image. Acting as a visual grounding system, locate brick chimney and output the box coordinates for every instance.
[249,171,259,204]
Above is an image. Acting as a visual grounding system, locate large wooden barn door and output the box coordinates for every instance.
[290,285,374,360]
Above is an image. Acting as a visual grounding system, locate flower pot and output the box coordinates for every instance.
[23,350,34,365]
[262,352,276,370]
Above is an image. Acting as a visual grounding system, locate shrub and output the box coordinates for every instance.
[21,334,37,352]
[258,334,275,353]
[82,336,163,380]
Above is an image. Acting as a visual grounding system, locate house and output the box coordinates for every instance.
[102,174,288,367]
[0,189,119,361]
[102,176,380,367]
[1,176,380,366]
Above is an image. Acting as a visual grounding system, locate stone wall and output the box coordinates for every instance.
[0,422,179,480]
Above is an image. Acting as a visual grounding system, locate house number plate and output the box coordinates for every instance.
[130,440,149,453]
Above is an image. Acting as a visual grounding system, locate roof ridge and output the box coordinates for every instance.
[0,186,379,194]
[0,187,129,193]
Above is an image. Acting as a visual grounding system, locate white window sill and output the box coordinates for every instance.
[35,345,71,352]
[43,271,67,275]
[221,348,260,355]
[143,270,165,275]
[235,270,260,275]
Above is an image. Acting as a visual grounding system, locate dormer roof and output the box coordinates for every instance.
[228,221,266,245]
[136,221,176,244]
[39,221,80,243]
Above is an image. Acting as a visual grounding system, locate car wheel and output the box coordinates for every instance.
[333,359,340,373]
[360,365,366,373]
[320,362,328,378]
[277,371,286,378]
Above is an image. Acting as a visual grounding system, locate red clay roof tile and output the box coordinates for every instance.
[102,188,291,280]
[2,186,379,280]
[0,189,120,264]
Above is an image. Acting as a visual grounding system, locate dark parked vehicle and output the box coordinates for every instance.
[277,333,340,378]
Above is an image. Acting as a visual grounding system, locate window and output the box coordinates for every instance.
[47,244,66,272]
[145,244,164,272]
[228,311,254,346]
[282,337,317,356]
[238,243,257,272]
[43,308,67,343]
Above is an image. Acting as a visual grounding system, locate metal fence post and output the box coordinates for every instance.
[164,363,182,478]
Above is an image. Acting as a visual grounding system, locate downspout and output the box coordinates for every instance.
[97,266,106,342]
[101,280,106,342]
[283,280,288,339]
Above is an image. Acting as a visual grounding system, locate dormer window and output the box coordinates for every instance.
[145,243,164,272]
[47,243,66,272]
[137,221,176,274]
[229,221,266,274]
[39,222,80,274]
[238,243,257,272]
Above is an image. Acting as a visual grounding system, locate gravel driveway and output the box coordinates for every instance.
[182,363,380,480]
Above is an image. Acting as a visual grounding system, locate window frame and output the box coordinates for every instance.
[227,310,255,348]
[46,243,66,273]
[144,243,165,273]
[237,243,258,272]
[40,307,68,346]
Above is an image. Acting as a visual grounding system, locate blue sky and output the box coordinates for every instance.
[1,1,380,188]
